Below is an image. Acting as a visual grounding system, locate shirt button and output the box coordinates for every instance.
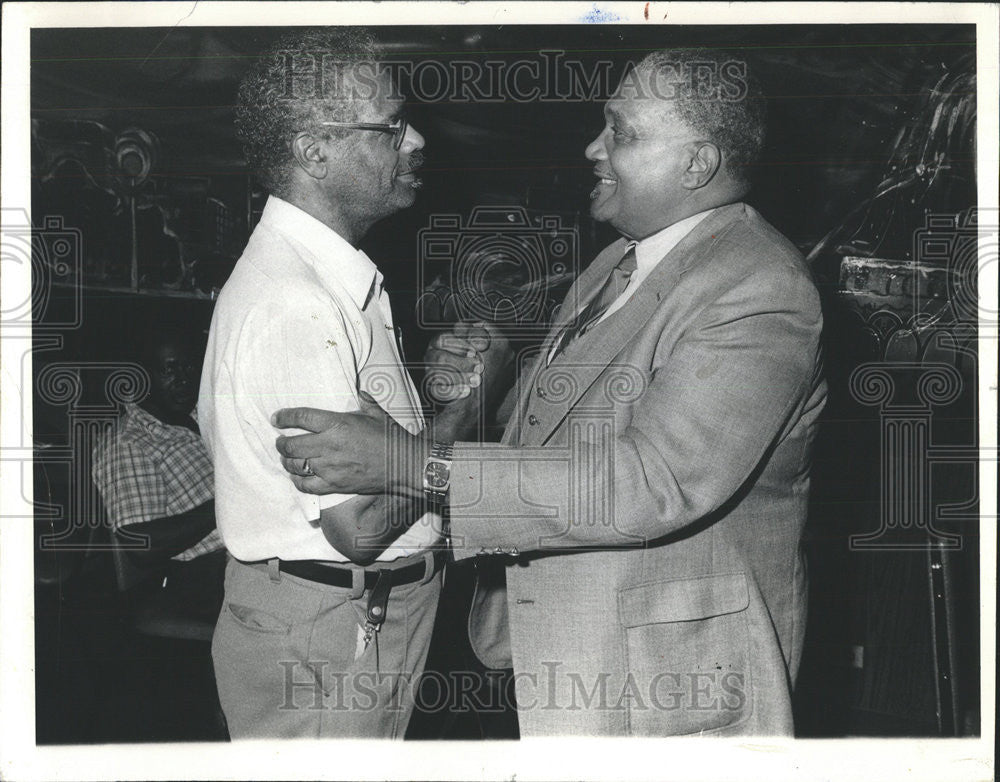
[528,414,539,426]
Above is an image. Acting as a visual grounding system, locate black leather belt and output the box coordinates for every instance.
[278,551,444,589]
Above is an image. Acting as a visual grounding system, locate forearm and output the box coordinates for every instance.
[429,390,481,444]
[447,277,823,557]
[119,500,216,566]
[318,491,429,566]
[446,437,654,558]
[315,405,474,563]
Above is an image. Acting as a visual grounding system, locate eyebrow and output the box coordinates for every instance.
[606,106,631,128]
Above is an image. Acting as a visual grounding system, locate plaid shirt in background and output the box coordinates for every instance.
[92,404,224,561]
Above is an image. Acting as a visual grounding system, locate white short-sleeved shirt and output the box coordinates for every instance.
[198,196,441,562]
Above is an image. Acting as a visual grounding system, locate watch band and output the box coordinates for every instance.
[423,440,454,506]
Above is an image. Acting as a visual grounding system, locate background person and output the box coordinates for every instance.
[92,326,225,622]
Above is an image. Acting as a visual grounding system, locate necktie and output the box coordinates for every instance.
[550,243,637,360]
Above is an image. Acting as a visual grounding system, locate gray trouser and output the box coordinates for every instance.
[212,554,441,738]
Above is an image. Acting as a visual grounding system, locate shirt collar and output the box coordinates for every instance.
[632,208,717,277]
[259,195,382,309]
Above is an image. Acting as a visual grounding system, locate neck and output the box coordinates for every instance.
[630,185,746,241]
[282,189,369,246]
[140,399,193,429]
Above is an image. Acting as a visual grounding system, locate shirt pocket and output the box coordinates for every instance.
[618,572,753,736]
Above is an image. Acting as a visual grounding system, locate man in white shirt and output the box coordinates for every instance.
[198,28,474,738]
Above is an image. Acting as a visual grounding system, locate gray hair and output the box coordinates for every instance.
[634,48,766,185]
[234,28,384,197]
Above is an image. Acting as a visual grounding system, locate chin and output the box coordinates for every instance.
[589,202,615,225]
[394,187,418,208]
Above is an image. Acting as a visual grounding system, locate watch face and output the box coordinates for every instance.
[425,461,450,489]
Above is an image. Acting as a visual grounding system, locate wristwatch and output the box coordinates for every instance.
[422,441,454,506]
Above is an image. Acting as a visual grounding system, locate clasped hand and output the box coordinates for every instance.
[273,321,511,496]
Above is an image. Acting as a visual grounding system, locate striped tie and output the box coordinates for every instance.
[550,243,637,360]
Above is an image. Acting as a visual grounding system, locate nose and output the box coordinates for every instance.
[585,129,608,163]
[401,123,425,153]
[177,362,197,384]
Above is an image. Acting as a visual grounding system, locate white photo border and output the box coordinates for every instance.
[2,3,996,781]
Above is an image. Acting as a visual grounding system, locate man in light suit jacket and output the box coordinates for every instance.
[271,48,827,736]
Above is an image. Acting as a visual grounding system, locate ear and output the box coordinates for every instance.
[290,131,330,181]
[681,141,721,189]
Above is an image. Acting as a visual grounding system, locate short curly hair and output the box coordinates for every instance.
[633,48,766,185]
[235,28,383,197]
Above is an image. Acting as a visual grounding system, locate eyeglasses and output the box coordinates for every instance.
[320,118,408,150]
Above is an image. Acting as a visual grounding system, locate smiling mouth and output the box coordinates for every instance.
[397,169,424,189]
[591,171,617,199]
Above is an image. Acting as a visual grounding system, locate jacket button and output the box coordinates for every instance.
[528,414,539,425]
[536,386,546,399]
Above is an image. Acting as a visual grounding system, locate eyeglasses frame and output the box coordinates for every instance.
[320,118,408,150]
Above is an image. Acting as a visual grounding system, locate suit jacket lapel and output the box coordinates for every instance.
[503,239,630,445]
[541,238,631,359]
[527,204,746,445]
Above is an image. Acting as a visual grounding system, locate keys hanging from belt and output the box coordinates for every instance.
[362,569,394,674]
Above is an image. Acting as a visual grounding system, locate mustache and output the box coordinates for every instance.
[400,150,425,175]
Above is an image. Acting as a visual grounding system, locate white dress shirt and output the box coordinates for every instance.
[199,196,440,562]
[547,208,716,363]
[593,208,716,326]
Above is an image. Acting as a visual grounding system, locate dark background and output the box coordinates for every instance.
[30,24,980,742]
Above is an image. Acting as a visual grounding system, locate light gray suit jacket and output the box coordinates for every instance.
[448,203,827,736]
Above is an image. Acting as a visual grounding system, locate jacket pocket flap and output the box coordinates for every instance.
[619,573,750,627]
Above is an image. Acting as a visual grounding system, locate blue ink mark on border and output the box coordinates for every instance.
[581,4,623,23]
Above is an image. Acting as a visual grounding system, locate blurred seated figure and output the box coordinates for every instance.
[92,326,226,622]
